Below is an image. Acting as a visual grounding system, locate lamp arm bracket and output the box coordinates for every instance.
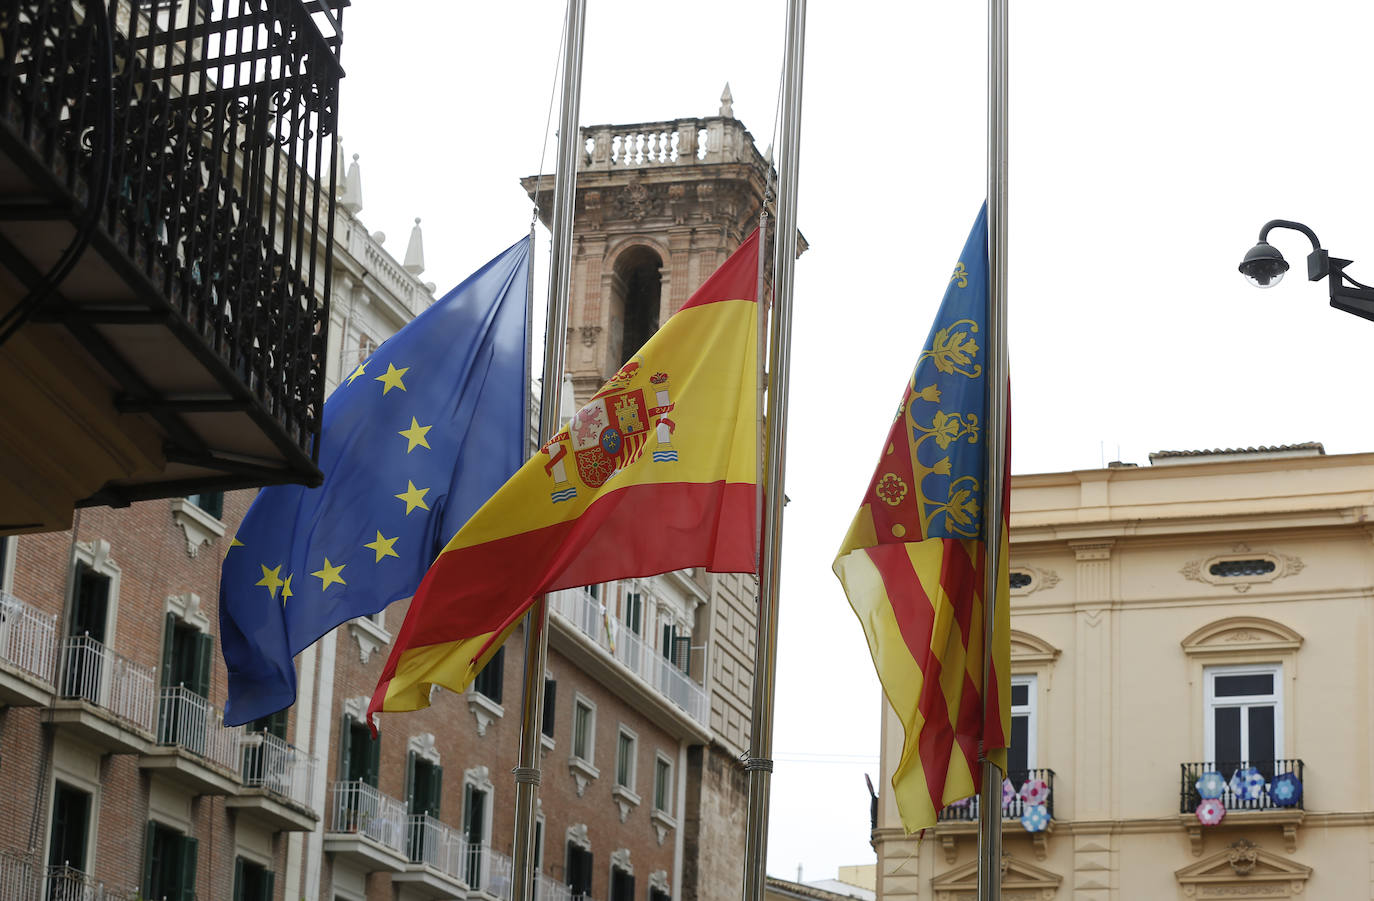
[1259,219,1323,252]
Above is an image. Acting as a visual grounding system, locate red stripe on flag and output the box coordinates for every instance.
[865,543,955,814]
[379,480,757,683]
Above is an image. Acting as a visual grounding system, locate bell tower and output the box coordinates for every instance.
[523,84,775,406]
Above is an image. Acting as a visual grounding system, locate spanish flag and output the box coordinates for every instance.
[833,206,1010,833]
[369,231,761,720]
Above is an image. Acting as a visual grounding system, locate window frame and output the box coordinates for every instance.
[615,726,637,791]
[652,753,673,814]
[572,696,596,764]
[1009,673,1037,772]
[1204,662,1283,765]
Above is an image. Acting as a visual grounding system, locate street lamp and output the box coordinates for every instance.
[1239,219,1374,322]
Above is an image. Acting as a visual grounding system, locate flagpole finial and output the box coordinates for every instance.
[404,218,425,276]
[719,83,734,118]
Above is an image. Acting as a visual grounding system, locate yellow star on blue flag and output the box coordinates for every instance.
[220,238,532,725]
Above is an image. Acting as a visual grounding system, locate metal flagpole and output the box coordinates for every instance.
[512,2,587,900]
[741,1,806,899]
[977,0,1009,895]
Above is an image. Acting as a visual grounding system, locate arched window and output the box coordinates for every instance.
[611,246,662,368]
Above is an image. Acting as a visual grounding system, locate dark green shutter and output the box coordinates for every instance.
[233,857,244,901]
[367,729,381,786]
[404,751,416,811]
[180,833,198,901]
[142,821,157,897]
[339,714,353,783]
[431,765,443,818]
[262,868,275,899]
[160,614,177,689]
[193,632,213,698]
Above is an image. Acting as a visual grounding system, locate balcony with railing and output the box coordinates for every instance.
[1178,759,1306,853]
[933,768,1057,860]
[392,813,468,898]
[226,729,320,831]
[0,0,346,534]
[548,582,708,729]
[0,590,56,705]
[138,685,242,794]
[323,780,409,873]
[48,634,155,753]
[0,852,134,901]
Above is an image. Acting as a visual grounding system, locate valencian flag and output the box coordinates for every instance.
[833,206,1011,832]
[220,238,531,725]
[369,231,761,720]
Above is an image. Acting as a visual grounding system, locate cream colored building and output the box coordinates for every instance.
[873,444,1374,900]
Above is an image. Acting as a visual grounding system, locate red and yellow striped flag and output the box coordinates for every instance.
[369,231,761,721]
[833,208,1010,832]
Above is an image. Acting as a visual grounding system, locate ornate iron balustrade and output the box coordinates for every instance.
[405,812,465,882]
[1179,759,1305,814]
[936,768,1056,823]
[0,0,343,474]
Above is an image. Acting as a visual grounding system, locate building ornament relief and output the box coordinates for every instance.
[1180,544,1304,593]
[1009,566,1060,596]
[1180,616,1304,659]
[566,822,591,851]
[931,855,1061,901]
[1174,839,1311,898]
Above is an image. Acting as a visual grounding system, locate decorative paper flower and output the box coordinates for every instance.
[1195,771,1226,800]
[1001,778,1016,810]
[1229,767,1266,802]
[1020,803,1050,833]
[1270,772,1302,808]
[1196,798,1226,825]
[1019,778,1050,806]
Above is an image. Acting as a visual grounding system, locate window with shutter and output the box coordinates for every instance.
[473,645,504,703]
[542,678,557,738]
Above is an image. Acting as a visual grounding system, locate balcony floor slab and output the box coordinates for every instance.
[0,665,53,707]
[225,789,319,833]
[323,834,409,874]
[138,747,240,796]
[390,864,469,899]
[45,700,151,754]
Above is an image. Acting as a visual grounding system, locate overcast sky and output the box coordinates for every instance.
[337,0,1374,883]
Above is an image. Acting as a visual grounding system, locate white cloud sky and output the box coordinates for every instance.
[338,0,1374,882]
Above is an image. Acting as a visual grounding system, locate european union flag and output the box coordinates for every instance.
[220,238,531,725]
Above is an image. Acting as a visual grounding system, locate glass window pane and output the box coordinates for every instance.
[1248,705,1275,767]
[1214,707,1241,764]
[1010,683,1029,708]
[1009,714,1029,776]
[573,705,589,759]
[617,734,632,786]
[1214,674,1273,698]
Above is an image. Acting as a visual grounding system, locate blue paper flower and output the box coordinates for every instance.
[1270,772,1302,808]
[1230,767,1266,801]
[1195,771,1226,800]
[1020,803,1050,833]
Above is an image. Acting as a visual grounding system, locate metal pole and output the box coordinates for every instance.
[977,0,1009,895]
[741,1,806,899]
[511,3,587,900]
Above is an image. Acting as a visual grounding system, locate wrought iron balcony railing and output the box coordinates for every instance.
[937,768,1056,823]
[0,590,56,685]
[328,780,408,856]
[1179,759,1305,814]
[240,728,317,808]
[155,684,242,770]
[549,581,708,726]
[0,0,345,510]
[57,633,157,733]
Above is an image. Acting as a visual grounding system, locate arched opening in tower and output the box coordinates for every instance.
[612,245,662,368]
